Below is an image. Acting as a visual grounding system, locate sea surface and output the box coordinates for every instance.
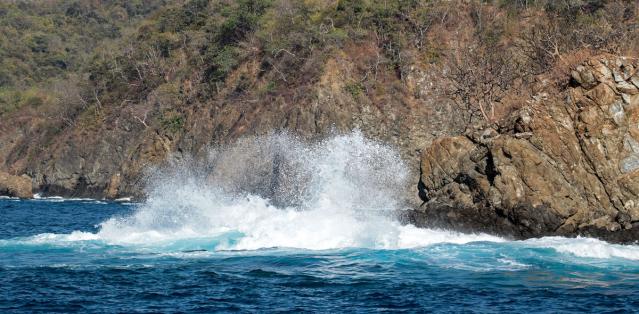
[2,199,639,313]
[2,133,639,312]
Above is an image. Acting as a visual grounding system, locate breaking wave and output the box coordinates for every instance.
[4,131,639,261]
[96,131,501,250]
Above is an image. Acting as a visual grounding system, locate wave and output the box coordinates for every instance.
[523,237,639,260]
[95,131,502,250]
[3,132,639,262]
[27,194,122,204]
[3,230,639,263]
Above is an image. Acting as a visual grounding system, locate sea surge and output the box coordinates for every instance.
[1,132,638,261]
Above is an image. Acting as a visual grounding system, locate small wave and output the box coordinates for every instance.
[497,258,531,269]
[33,194,64,201]
[25,231,100,243]
[524,237,639,260]
[30,194,111,204]
[0,231,102,253]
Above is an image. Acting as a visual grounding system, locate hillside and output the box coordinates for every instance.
[0,0,638,210]
[0,0,166,113]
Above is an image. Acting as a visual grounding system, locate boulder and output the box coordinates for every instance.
[412,55,639,243]
[0,172,32,198]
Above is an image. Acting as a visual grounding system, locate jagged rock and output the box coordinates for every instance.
[618,81,639,94]
[412,55,639,243]
[621,155,639,174]
[590,59,613,82]
[0,172,32,198]
[572,66,597,89]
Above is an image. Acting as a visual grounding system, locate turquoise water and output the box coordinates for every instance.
[1,198,639,313]
[3,134,639,312]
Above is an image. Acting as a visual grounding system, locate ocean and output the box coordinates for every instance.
[1,133,639,312]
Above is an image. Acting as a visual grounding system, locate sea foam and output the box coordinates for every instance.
[8,132,639,260]
[524,237,639,260]
[96,131,501,250]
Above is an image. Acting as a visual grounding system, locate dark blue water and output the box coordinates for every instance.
[2,199,639,313]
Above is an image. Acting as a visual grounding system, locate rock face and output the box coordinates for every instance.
[0,45,460,201]
[412,55,639,243]
[0,172,32,198]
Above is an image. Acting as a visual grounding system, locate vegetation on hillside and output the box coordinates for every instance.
[1,0,638,127]
[0,0,167,114]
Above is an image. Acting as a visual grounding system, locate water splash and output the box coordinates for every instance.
[96,131,501,250]
[8,131,639,260]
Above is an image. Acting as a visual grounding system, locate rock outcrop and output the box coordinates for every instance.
[0,172,32,198]
[0,43,460,201]
[411,55,639,243]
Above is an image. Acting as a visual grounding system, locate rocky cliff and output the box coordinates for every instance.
[2,1,639,243]
[3,0,479,201]
[0,46,459,200]
[412,55,639,243]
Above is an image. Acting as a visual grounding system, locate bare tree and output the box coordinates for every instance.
[51,76,89,128]
[515,18,564,75]
[446,46,522,127]
[132,108,150,128]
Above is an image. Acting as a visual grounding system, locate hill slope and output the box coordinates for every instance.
[0,0,638,214]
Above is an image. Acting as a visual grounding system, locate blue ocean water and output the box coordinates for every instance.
[3,134,639,312]
[2,198,639,313]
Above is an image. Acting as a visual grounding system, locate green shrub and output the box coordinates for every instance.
[161,111,184,133]
[205,46,240,83]
[345,82,364,98]
[24,95,43,107]
[264,81,276,94]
